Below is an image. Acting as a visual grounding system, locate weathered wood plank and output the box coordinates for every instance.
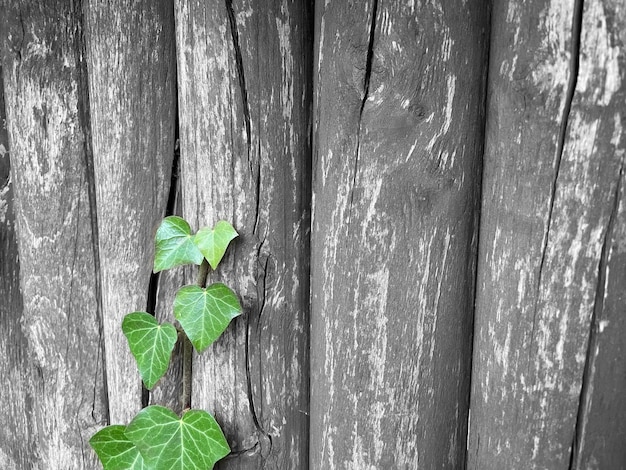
[83,0,177,424]
[175,0,262,441]
[0,63,32,468]
[310,1,489,467]
[175,0,312,467]
[468,0,625,468]
[0,3,107,467]
[572,185,626,470]
[569,2,626,468]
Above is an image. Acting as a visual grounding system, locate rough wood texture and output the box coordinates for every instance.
[83,0,177,424]
[0,63,31,468]
[568,2,625,468]
[0,3,106,467]
[310,1,489,467]
[175,0,312,467]
[468,1,625,468]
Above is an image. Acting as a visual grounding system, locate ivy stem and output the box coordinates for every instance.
[181,334,193,411]
[182,259,209,411]
[196,258,210,287]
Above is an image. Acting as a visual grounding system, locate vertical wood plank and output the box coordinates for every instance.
[469,0,625,468]
[83,0,177,424]
[572,189,626,468]
[0,63,31,468]
[569,2,625,468]
[175,0,312,467]
[310,1,489,467]
[0,2,107,467]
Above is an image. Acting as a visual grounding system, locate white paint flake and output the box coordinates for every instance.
[444,75,456,136]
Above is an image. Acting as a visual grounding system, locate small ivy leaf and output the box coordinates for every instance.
[154,216,204,273]
[174,284,242,352]
[122,312,178,390]
[90,425,149,470]
[194,221,238,270]
[125,405,230,470]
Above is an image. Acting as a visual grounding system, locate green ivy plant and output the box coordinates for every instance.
[89,216,241,470]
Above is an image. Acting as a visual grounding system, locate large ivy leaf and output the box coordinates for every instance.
[194,221,238,270]
[125,405,230,470]
[154,216,204,273]
[122,312,178,390]
[174,284,242,352]
[90,425,148,470]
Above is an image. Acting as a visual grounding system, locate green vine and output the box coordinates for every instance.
[90,216,241,470]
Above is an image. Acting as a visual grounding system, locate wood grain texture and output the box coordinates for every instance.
[468,0,625,468]
[83,0,177,424]
[0,63,32,468]
[175,0,312,467]
[0,2,107,467]
[310,1,489,468]
[569,1,626,468]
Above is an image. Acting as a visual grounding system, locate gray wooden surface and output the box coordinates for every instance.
[1,1,624,469]
[0,2,106,467]
[0,62,31,468]
[175,0,312,467]
[310,1,489,467]
[560,1,625,468]
[468,0,626,468]
[82,0,177,424]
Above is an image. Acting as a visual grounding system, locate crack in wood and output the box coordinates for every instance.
[225,0,263,237]
[73,0,110,426]
[244,251,273,458]
[529,0,584,371]
[222,442,261,460]
[138,38,181,413]
[253,139,262,237]
[225,0,252,169]
[569,161,623,470]
[348,0,378,226]
[165,132,181,219]
[17,11,26,64]
[466,4,493,460]
[224,1,272,457]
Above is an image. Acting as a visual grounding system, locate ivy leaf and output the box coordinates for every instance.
[122,312,178,390]
[174,284,242,352]
[125,405,230,470]
[90,425,148,470]
[194,221,238,270]
[154,216,204,273]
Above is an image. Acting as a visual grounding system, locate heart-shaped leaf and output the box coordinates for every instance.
[194,221,238,270]
[154,216,204,273]
[122,312,178,390]
[125,405,230,470]
[90,425,148,470]
[174,283,242,352]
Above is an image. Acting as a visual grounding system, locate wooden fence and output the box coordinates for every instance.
[0,0,623,468]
